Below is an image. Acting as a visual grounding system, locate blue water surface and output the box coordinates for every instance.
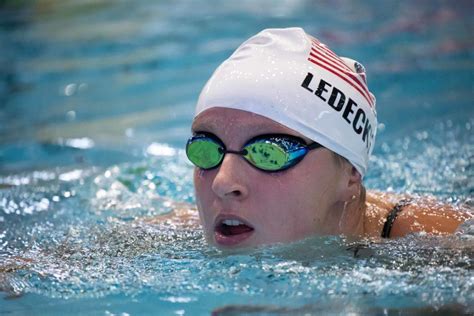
[1,0,473,315]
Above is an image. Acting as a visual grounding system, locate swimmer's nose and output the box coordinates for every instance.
[211,153,249,200]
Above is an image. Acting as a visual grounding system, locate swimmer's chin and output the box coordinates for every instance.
[208,235,311,253]
[209,238,282,254]
[208,231,302,251]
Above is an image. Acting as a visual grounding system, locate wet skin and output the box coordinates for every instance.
[192,108,364,249]
[191,108,473,249]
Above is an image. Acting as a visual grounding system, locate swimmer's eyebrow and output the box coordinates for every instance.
[192,120,284,136]
[192,118,311,142]
[191,120,213,133]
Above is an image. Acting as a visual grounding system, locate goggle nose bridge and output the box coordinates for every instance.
[218,147,248,156]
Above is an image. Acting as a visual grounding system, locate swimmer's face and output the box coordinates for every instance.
[192,108,354,249]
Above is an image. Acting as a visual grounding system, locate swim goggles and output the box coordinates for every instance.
[186,132,323,172]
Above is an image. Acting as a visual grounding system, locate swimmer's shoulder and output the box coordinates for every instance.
[364,191,403,237]
[364,190,473,238]
[387,196,472,237]
[140,201,200,227]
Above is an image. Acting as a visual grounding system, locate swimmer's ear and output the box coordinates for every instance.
[339,166,362,202]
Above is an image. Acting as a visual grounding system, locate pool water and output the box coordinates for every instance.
[1,0,473,315]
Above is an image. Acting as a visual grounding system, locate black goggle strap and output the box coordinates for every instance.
[219,147,247,155]
[307,142,323,150]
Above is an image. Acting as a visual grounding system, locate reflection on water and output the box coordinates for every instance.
[1,0,473,314]
[1,0,473,173]
[1,125,473,313]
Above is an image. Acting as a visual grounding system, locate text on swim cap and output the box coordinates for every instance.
[301,72,373,151]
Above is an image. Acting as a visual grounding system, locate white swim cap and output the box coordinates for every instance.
[195,27,377,176]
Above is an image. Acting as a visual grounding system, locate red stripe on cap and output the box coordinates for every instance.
[308,57,374,107]
[309,37,373,106]
[307,36,374,107]
[310,38,348,65]
[311,41,352,71]
[310,46,352,72]
[309,51,373,106]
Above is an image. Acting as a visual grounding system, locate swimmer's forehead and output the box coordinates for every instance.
[192,108,311,142]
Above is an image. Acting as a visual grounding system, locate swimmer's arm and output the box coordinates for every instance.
[389,199,473,237]
[140,201,200,227]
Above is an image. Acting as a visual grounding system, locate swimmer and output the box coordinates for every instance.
[185,28,473,248]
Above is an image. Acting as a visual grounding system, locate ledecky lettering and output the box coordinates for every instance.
[301,72,373,151]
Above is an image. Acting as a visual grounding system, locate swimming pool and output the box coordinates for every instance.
[1,0,473,314]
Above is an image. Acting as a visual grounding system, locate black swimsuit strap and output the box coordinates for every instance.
[381,199,412,238]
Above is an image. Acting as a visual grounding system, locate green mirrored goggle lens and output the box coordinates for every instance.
[186,138,223,169]
[244,142,289,171]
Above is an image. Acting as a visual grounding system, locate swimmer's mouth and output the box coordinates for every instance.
[214,216,254,246]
